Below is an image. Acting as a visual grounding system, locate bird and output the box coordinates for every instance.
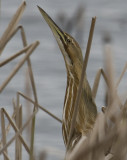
[38,6,97,151]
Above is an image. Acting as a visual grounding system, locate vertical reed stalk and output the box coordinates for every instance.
[20,26,38,160]
[0,109,38,155]
[66,17,96,151]
[0,1,26,54]
[1,109,8,160]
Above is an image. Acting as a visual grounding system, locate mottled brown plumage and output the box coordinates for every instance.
[38,6,97,150]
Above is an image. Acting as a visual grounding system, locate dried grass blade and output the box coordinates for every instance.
[0,109,38,155]
[92,68,102,99]
[101,68,122,108]
[2,152,10,160]
[0,45,31,67]
[15,105,22,160]
[19,24,38,102]
[18,92,62,123]
[0,1,26,54]
[116,62,127,88]
[0,41,39,93]
[24,69,33,143]
[2,108,30,154]
[2,26,25,47]
[101,69,109,87]
[20,25,38,160]
[1,109,8,160]
[19,106,23,160]
[0,108,16,146]
[92,68,115,100]
[104,46,115,106]
[27,59,38,159]
[15,105,20,160]
[20,25,27,47]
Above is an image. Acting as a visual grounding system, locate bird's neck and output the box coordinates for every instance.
[63,73,78,119]
[63,64,83,120]
[62,71,80,143]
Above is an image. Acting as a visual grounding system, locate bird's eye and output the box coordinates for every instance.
[66,38,71,43]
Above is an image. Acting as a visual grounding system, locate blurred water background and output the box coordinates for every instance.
[0,0,127,159]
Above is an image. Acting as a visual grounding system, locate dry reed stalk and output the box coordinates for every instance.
[0,1,39,97]
[0,44,32,67]
[15,69,22,160]
[0,1,40,159]
[1,108,30,154]
[15,105,22,160]
[18,92,62,123]
[0,1,26,54]
[6,99,17,135]
[104,46,116,107]
[19,106,23,160]
[92,49,125,107]
[3,25,26,46]
[20,27,38,160]
[0,148,10,160]
[24,68,33,143]
[27,60,37,159]
[0,107,19,160]
[66,17,96,152]
[0,1,47,160]
[0,108,38,155]
[92,68,109,99]
[0,41,39,93]
[92,68,102,99]
[1,109,8,160]
[0,114,13,160]
[15,104,20,160]
[20,25,38,104]
[2,153,10,160]
[115,62,127,88]
[0,107,16,145]
[103,45,122,118]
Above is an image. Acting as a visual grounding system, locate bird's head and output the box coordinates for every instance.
[38,6,83,76]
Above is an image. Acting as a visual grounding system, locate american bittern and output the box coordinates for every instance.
[38,6,97,150]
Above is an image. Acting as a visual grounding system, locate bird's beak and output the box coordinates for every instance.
[37,6,66,45]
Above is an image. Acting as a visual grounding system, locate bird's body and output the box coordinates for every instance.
[62,50,97,149]
[38,6,97,151]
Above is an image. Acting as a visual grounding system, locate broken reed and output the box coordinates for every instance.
[0,1,63,160]
[1,1,127,160]
[0,1,39,160]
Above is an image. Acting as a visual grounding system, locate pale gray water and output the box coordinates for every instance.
[0,0,127,159]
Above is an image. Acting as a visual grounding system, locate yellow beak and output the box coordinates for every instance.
[37,6,66,44]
